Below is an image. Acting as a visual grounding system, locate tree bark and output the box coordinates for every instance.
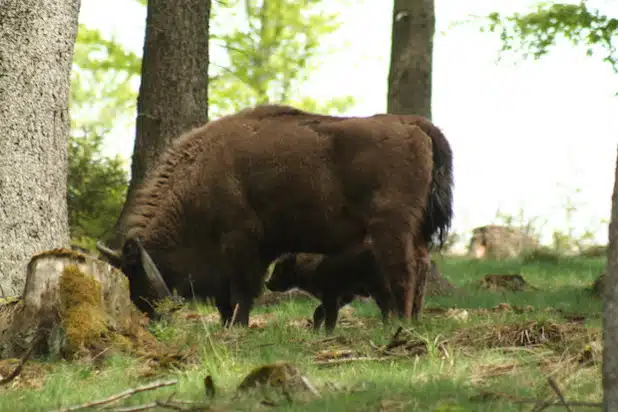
[387,0,435,119]
[603,147,618,411]
[0,0,80,297]
[107,0,211,248]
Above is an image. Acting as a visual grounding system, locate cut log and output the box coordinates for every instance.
[425,261,458,297]
[479,274,538,292]
[0,248,160,360]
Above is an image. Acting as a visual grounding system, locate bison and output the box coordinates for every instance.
[266,245,379,334]
[96,104,454,327]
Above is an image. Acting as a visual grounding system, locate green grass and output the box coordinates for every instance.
[0,256,605,411]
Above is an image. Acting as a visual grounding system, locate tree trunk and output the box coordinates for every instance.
[603,147,618,411]
[107,0,211,248]
[387,0,435,119]
[0,0,80,297]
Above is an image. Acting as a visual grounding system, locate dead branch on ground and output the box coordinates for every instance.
[52,379,178,411]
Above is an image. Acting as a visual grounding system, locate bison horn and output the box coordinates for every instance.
[134,238,173,299]
[96,241,123,267]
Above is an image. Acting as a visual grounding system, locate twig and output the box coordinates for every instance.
[105,403,158,412]
[155,399,214,411]
[547,377,574,412]
[516,399,601,408]
[473,390,601,410]
[314,356,390,366]
[227,304,239,329]
[300,375,320,397]
[53,379,178,411]
[0,336,38,386]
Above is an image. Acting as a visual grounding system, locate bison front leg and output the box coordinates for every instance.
[220,230,266,327]
[367,212,416,320]
[215,280,236,327]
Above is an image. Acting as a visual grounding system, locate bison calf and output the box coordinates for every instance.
[266,247,387,334]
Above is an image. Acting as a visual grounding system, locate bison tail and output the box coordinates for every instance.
[418,122,454,251]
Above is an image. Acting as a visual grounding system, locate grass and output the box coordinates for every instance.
[0,256,605,411]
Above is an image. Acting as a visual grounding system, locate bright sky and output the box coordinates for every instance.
[79,0,618,248]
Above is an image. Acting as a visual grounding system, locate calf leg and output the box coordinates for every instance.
[314,293,355,332]
[322,294,341,335]
[312,304,326,331]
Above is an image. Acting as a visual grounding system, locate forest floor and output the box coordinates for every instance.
[0,256,605,412]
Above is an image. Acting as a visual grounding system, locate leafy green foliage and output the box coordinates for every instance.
[209,0,355,116]
[71,24,141,127]
[68,24,138,248]
[68,129,128,251]
[481,2,618,72]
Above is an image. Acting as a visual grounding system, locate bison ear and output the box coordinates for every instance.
[125,238,173,299]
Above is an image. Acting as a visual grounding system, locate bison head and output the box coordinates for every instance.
[96,238,175,316]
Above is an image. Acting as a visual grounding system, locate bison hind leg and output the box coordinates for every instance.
[367,211,417,320]
[411,243,430,321]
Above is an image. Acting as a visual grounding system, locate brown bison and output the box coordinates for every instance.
[96,104,454,327]
[266,246,378,334]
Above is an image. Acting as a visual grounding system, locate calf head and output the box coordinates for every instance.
[96,238,174,316]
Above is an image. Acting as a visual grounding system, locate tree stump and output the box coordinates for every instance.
[0,248,159,360]
[425,261,458,297]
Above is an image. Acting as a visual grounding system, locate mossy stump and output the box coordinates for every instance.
[0,248,158,360]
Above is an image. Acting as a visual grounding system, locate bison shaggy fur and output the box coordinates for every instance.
[98,104,454,327]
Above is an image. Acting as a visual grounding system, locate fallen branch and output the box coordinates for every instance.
[52,379,178,411]
[547,377,574,412]
[0,335,38,386]
[516,399,601,409]
[314,356,390,366]
[155,399,220,411]
[300,375,320,397]
[384,326,407,351]
[472,390,601,409]
[106,403,158,412]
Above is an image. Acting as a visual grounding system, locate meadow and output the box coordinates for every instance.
[0,255,605,411]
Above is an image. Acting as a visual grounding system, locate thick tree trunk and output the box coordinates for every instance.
[0,0,80,297]
[107,0,211,248]
[387,0,435,119]
[603,147,618,411]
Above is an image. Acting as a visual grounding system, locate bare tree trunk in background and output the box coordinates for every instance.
[603,147,618,411]
[387,0,435,119]
[106,0,211,248]
[0,0,80,297]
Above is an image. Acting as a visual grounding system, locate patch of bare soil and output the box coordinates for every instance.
[479,274,538,292]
